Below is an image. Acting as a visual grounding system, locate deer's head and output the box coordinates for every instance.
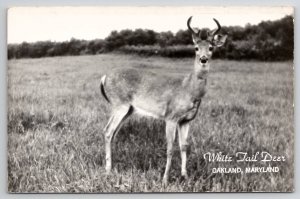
[187,16,227,78]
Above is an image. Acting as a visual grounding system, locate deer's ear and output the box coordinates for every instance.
[213,34,227,47]
[192,34,198,43]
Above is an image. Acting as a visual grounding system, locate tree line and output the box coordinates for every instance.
[8,15,293,61]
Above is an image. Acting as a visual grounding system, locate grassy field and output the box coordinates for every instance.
[7,53,294,192]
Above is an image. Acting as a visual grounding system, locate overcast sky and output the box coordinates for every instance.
[7,6,293,44]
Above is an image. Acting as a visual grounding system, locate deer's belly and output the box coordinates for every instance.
[133,106,161,119]
[131,98,168,119]
[131,95,202,122]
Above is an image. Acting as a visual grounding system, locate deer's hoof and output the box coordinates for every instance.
[105,167,112,175]
[182,173,188,180]
[180,174,188,182]
[162,177,169,187]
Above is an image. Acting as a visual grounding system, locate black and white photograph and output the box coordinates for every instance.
[7,6,294,192]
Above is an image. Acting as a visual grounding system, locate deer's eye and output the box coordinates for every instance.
[209,46,214,51]
[195,47,199,51]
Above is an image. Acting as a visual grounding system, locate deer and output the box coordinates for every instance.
[100,16,227,185]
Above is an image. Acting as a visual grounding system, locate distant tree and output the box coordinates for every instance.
[105,31,126,51]
[174,30,192,45]
[19,42,30,58]
[7,15,294,60]
[68,38,85,55]
[8,44,18,59]
[157,31,175,47]
[87,39,106,54]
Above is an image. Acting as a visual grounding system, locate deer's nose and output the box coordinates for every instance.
[200,57,208,64]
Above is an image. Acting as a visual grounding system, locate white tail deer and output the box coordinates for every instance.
[100,16,227,184]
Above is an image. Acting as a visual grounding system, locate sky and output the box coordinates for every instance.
[7,6,294,44]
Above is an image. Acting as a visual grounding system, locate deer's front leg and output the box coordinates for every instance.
[162,121,177,185]
[178,122,190,179]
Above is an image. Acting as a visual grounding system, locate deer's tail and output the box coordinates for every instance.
[100,75,110,103]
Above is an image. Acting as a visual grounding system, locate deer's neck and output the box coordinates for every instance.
[182,62,208,100]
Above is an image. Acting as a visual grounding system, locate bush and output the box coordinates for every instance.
[8,15,293,61]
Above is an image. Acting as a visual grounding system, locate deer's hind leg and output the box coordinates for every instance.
[104,105,133,173]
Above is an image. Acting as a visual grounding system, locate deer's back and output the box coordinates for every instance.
[105,68,182,104]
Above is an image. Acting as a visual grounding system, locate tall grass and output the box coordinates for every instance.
[7,54,294,192]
